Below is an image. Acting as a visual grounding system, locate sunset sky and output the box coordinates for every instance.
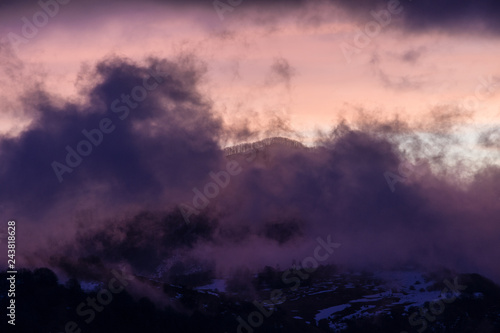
[2,0,499,140]
[0,0,499,283]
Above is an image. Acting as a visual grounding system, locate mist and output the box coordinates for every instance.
[0,52,498,287]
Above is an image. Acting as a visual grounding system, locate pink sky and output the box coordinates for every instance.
[1,0,499,142]
[0,0,499,282]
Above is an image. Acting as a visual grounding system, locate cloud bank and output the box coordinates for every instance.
[0,52,498,286]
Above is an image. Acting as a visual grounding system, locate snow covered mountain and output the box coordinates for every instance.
[144,265,500,332]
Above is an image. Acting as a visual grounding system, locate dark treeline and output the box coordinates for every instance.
[223,136,307,156]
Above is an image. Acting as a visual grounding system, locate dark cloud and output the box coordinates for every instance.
[0,0,307,11]
[3,0,500,35]
[329,0,500,35]
[370,52,425,91]
[0,55,223,223]
[399,47,426,64]
[43,122,500,283]
[265,57,296,90]
[1,49,499,288]
[400,0,500,34]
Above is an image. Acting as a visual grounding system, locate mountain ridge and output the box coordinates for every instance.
[223,136,307,157]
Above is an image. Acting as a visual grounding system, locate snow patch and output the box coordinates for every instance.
[315,304,351,321]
